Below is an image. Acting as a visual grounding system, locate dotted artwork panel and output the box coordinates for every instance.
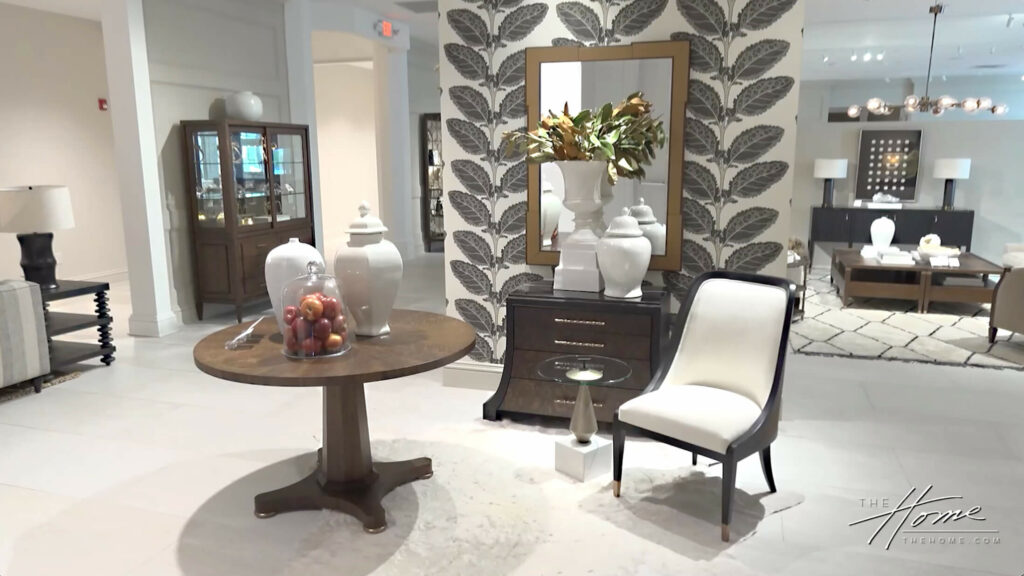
[855,130,922,201]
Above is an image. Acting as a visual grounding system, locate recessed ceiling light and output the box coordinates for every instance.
[876,52,885,61]
[851,53,858,62]
[823,55,830,63]
[1020,74,1024,81]
[863,52,873,62]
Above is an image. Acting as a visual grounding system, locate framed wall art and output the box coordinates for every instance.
[855,129,923,202]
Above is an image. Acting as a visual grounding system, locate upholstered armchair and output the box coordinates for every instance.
[612,271,794,542]
[0,280,51,392]
[990,244,1024,342]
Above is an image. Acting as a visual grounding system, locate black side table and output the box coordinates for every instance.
[40,280,116,371]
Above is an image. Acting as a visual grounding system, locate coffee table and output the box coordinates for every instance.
[831,249,1002,312]
[536,355,632,443]
[193,309,475,533]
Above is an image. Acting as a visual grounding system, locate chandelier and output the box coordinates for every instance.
[847,3,1009,118]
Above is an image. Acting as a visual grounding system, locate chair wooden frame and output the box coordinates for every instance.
[611,270,795,542]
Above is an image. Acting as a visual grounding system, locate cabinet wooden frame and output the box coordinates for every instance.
[523,40,690,271]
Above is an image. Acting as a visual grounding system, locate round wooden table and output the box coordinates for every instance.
[193,309,475,533]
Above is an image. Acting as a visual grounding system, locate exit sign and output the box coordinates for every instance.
[375,20,396,38]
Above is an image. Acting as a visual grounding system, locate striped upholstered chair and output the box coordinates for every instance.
[0,280,51,392]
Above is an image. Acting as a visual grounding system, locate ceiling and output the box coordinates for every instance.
[1,0,101,20]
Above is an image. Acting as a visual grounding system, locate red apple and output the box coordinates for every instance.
[331,315,347,335]
[282,305,298,326]
[321,297,340,320]
[299,296,324,321]
[301,337,322,356]
[324,333,344,351]
[284,331,300,353]
[313,317,332,341]
[294,317,313,340]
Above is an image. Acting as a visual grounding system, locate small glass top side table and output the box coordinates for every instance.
[537,355,632,443]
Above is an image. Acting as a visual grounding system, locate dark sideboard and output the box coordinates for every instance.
[808,207,974,266]
[483,282,670,424]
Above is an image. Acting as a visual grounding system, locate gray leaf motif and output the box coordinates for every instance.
[498,201,528,235]
[444,44,488,81]
[684,118,719,157]
[453,230,495,266]
[725,242,783,273]
[733,76,795,118]
[738,0,799,32]
[670,32,722,74]
[468,334,494,363]
[451,261,492,297]
[496,50,526,88]
[687,80,723,122]
[500,161,527,194]
[556,2,602,44]
[661,270,695,298]
[684,160,719,203]
[732,39,790,82]
[723,207,779,245]
[446,118,490,156]
[448,190,491,228]
[452,159,494,197]
[449,86,491,124]
[498,4,548,43]
[675,0,726,37]
[682,197,714,236]
[552,37,585,47]
[447,9,490,48]
[500,233,527,264]
[499,271,544,303]
[682,239,714,276]
[455,298,495,333]
[499,85,526,120]
[727,125,783,165]
[613,0,668,37]
[497,0,526,9]
[728,161,788,199]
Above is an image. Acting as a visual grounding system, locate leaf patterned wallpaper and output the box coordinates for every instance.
[440,0,804,364]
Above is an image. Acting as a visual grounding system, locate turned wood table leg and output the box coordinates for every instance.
[253,382,433,533]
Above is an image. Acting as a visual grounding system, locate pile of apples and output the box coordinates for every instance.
[282,292,348,357]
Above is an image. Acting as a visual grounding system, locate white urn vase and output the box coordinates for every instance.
[265,238,324,334]
[597,208,651,299]
[628,198,666,255]
[333,202,403,337]
[553,160,606,293]
[225,91,263,122]
[870,216,896,250]
[540,180,562,247]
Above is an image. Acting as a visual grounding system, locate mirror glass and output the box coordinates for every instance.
[537,57,672,255]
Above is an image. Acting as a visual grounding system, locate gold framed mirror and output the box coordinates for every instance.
[524,40,689,271]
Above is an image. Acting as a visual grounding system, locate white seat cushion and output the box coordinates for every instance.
[1004,252,1024,269]
[618,385,763,454]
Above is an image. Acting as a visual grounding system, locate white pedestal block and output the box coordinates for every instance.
[553,229,603,293]
[555,435,611,482]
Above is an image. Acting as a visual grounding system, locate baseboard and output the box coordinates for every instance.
[75,268,129,282]
[128,310,182,337]
[442,359,503,391]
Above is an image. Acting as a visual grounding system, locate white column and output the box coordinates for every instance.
[373,43,416,257]
[101,0,181,337]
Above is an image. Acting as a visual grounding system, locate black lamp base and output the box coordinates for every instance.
[942,179,957,211]
[822,179,835,208]
[16,233,59,290]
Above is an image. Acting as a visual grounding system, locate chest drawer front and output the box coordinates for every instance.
[501,378,641,423]
[509,350,651,390]
[240,237,274,296]
[514,307,651,337]
[515,321,651,359]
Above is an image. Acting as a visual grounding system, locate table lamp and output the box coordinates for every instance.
[0,185,75,289]
[933,158,971,211]
[814,159,848,207]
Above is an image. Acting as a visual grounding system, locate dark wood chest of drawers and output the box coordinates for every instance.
[483,282,670,423]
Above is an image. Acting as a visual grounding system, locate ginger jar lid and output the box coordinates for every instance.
[628,198,657,224]
[346,201,388,235]
[605,208,643,238]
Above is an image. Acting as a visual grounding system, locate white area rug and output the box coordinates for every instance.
[792,271,1024,370]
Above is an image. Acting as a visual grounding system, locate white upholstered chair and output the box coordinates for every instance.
[612,271,794,542]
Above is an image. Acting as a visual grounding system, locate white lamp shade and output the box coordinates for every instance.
[814,158,848,179]
[933,158,971,180]
[0,186,76,233]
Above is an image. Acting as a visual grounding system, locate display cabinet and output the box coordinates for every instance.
[419,114,445,252]
[182,120,316,322]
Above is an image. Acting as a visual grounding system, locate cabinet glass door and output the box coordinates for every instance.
[192,130,225,228]
[268,131,308,222]
[230,128,272,227]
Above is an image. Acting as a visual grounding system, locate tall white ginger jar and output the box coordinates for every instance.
[265,238,324,334]
[870,216,896,251]
[628,198,666,254]
[333,202,403,336]
[597,208,651,299]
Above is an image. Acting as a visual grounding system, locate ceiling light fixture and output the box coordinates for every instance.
[876,52,885,61]
[823,55,830,63]
[848,3,1008,118]
[862,52,873,62]
[850,53,858,62]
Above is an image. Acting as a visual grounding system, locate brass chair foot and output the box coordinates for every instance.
[364,524,387,534]
[419,472,433,479]
[721,524,730,542]
[255,511,277,519]
[612,481,620,497]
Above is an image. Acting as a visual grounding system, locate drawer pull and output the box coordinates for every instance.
[554,318,606,327]
[554,339,604,349]
[554,398,605,408]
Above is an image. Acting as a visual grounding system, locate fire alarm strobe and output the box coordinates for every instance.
[375,20,399,38]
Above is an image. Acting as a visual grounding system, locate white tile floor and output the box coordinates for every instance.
[1,254,1023,575]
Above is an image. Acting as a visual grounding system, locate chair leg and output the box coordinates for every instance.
[612,418,625,498]
[988,326,997,344]
[32,376,43,393]
[692,452,697,466]
[760,447,777,493]
[721,458,737,542]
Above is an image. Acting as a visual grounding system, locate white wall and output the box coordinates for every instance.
[795,80,1024,264]
[0,4,128,281]
[143,0,290,320]
[314,60,378,259]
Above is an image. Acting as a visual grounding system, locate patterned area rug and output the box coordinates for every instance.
[0,371,80,404]
[791,271,1024,370]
